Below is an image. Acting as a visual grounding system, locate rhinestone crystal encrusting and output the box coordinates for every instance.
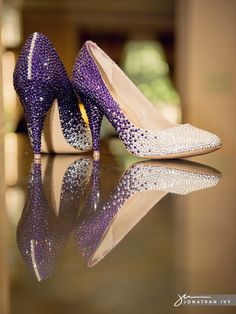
[13,32,92,154]
[72,41,222,158]
[74,160,221,265]
[17,158,92,281]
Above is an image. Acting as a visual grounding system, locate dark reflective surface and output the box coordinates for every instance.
[17,155,221,278]
[2,134,236,314]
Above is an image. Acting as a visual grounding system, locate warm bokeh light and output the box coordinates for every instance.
[5,187,25,226]
[1,6,21,48]
[4,132,18,186]
[2,51,18,132]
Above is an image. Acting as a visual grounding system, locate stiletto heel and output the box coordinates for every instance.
[72,41,222,159]
[14,32,92,156]
[23,93,52,159]
[80,95,103,160]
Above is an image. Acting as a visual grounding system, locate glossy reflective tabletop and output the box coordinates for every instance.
[1,134,236,314]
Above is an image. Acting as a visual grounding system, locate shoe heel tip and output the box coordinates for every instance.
[93,151,100,161]
[34,154,41,163]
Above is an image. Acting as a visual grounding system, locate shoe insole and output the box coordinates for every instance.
[41,155,92,215]
[88,42,174,130]
[41,101,87,154]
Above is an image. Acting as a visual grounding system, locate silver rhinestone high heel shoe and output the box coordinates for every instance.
[74,159,221,266]
[72,41,222,160]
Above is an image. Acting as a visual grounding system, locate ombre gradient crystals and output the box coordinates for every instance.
[13,32,91,155]
[17,157,92,281]
[74,160,221,266]
[72,42,222,158]
[17,157,221,276]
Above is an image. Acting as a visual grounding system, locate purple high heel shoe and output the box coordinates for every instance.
[16,156,92,280]
[13,32,92,159]
[72,41,222,160]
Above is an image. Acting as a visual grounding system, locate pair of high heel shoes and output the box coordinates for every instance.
[17,156,221,280]
[14,32,222,160]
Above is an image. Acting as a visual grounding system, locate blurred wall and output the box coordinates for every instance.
[0,0,3,133]
[175,0,236,299]
[0,1,9,313]
[176,0,236,154]
[21,0,174,72]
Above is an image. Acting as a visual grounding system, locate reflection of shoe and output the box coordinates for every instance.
[13,32,91,159]
[74,160,221,266]
[72,41,222,160]
[16,156,92,281]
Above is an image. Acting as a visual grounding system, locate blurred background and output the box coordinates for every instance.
[1,0,235,152]
[0,0,236,314]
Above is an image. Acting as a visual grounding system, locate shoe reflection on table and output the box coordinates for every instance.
[74,159,221,266]
[16,155,92,281]
[17,156,221,280]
